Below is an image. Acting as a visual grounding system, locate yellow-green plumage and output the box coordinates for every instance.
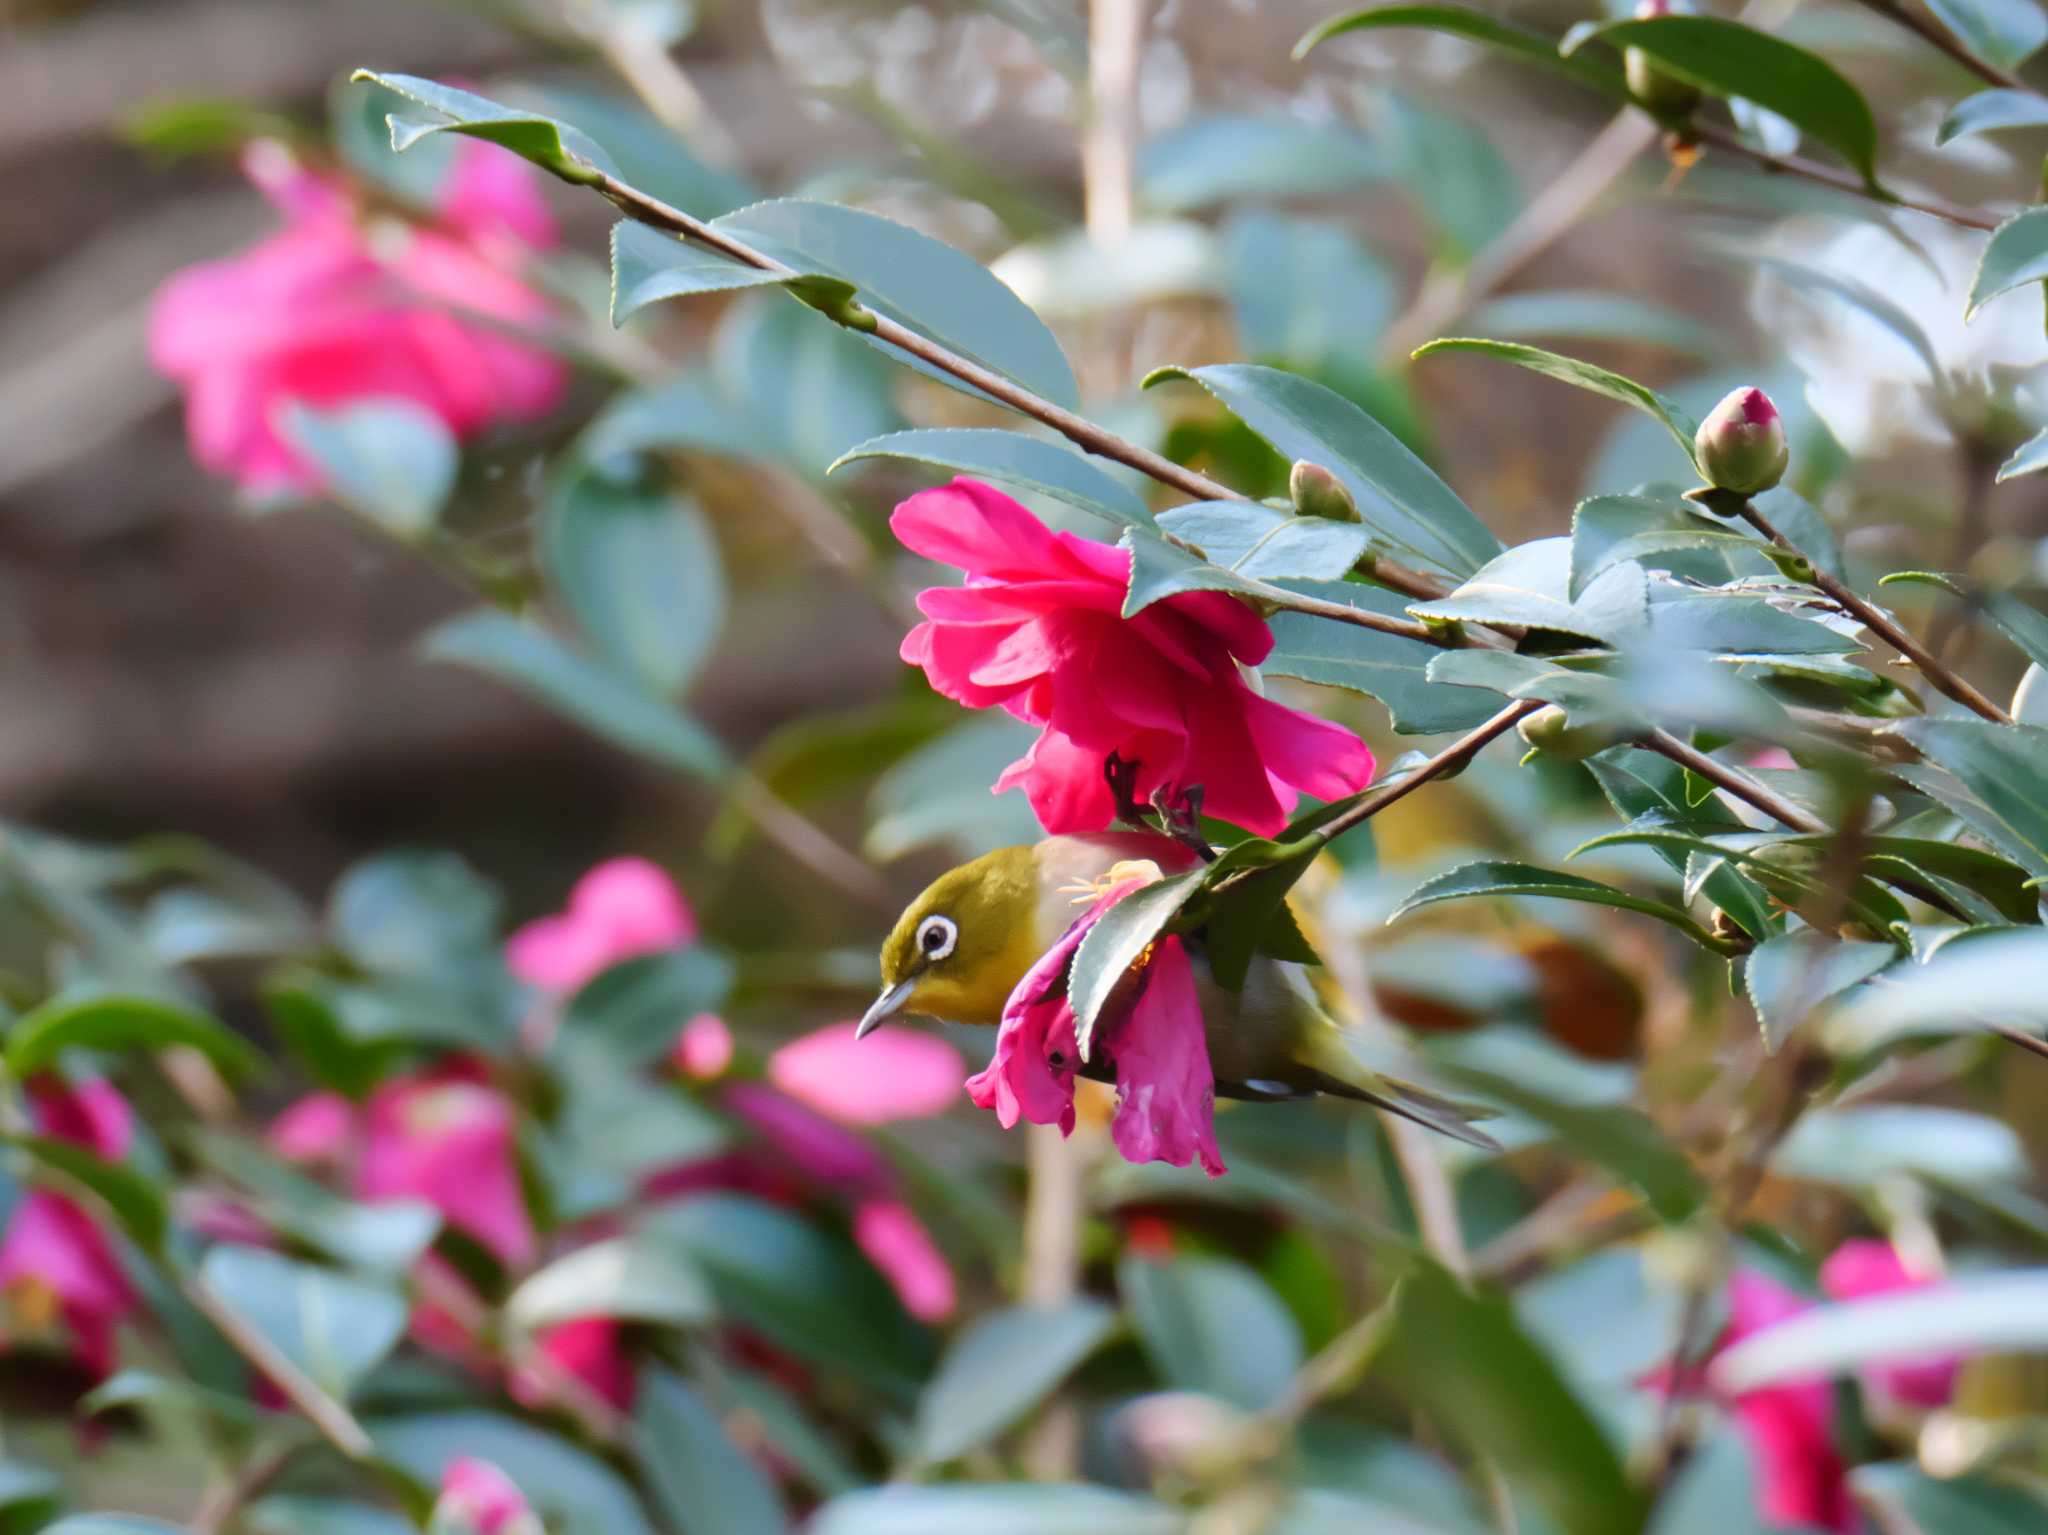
[866,832,1497,1148]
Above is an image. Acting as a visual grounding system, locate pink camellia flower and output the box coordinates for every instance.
[149,137,566,498]
[893,478,1376,836]
[1820,1239,1957,1409]
[766,1021,964,1125]
[360,1073,535,1269]
[505,857,698,995]
[852,1198,956,1322]
[267,1089,358,1165]
[0,1077,140,1382]
[513,1317,636,1414]
[433,1457,542,1535]
[966,870,1225,1177]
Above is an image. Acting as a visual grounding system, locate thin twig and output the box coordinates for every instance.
[184,1275,375,1461]
[1849,0,2028,91]
[1723,496,2013,721]
[1638,729,1827,833]
[1690,121,2000,232]
[1305,700,1546,850]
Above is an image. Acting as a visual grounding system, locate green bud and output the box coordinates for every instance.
[1289,459,1358,522]
[1694,386,1789,496]
[1515,704,1622,761]
[1624,0,1702,126]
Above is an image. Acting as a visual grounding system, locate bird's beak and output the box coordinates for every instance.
[856,977,917,1039]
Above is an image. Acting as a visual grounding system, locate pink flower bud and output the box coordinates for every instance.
[1695,387,1789,495]
[433,1459,542,1535]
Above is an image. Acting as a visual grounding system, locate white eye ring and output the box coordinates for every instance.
[916,914,958,962]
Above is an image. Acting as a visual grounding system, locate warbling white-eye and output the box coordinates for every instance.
[857,832,1498,1148]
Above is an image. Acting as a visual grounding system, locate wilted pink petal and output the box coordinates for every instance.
[892,478,1375,835]
[506,857,697,995]
[1104,937,1223,1177]
[268,1091,360,1165]
[768,1022,964,1125]
[435,1457,541,1535]
[964,907,1091,1136]
[724,1084,889,1190]
[1820,1239,1957,1408]
[853,1198,956,1322]
[673,1013,735,1080]
[512,1317,637,1413]
[361,1074,534,1268]
[148,138,565,497]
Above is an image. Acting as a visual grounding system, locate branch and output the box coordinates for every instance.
[1690,122,1999,232]
[1309,700,1546,849]
[183,1274,375,1462]
[1638,729,1827,833]
[1850,0,2028,91]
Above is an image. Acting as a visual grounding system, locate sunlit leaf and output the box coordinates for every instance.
[830,428,1151,530]
[1294,5,1625,96]
[1389,860,1739,953]
[280,400,457,539]
[1968,206,2048,318]
[1938,88,2048,146]
[199,1246,407,1400]
[1924,0,2048,73]
[1412,339,1701,467]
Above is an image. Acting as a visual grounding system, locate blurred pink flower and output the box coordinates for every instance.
[0,1077,139,1382]
[892,478,1376,835]
[1820,1239,1957,1409]
[1720,1270,1857,1535]
[673,1013,735,1079]
[766,1021,963,1124]
[723,1083,890,1190]
[966,871,1224,1177]
[361,1073,534,1269]
[506,857,698,995]
[267,1089,358,1164]
[853,1198,956,1322]
[434,1457,541,1535]
[148,137,565,498]
[513,1317,636,1414]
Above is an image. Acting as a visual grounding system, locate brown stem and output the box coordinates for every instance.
[1689,121,1999,232]
[1726,497,2013,722]
[1850,0,2028,91]
[1639,729,1827,833]
[1306,699,1544,852]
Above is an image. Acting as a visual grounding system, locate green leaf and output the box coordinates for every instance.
[1389,860,1739,953]
[1121,1254,1304,1411]
[912,1300,1120,1463]
[280,400,457,539]
[199,1246,407,1399]
[581,372,783,467]
[1773,1105,2028,1188]
[866,715,1044,862]
[610,222,788,322]
[1997,424,2048,481]
[5,1134,165,1254]
[1264,581,1502,734]
[424,611,728,781]
[348,72,616,185]
[1383,1259,1645,1535]
[1158,501,1371,581]
[715,295,904,472]
[1294,6,1626,96]
[1370,91,1521,264]
[1938,88,2048,146]
[1852,1462,2048,1535]
[1968,206,2048,318]
[1120,528,1280,614]
[561,947,734,1067]
[632,1369,790,1535]
[41,1521,192,1535]
[543,468,725,699]
[1068,873,1204,1061]
[1585,751,1778,941]
[1892,719,2048,876]
[1139,114,1383,212]
[812,1486,1184,1535]
[370,1411,658,1535]
[1743,933,1897,1050]
[1751,256,1944,385]
[330,849,499,978]
[1466,291,1720,359]
[1409,538,1648,643]
[0,1463,62,1535]
[1924,0,2048,73]
[1437,1066,1704,1222]
[243,1497,415,1535]
[5,993,261,1079]
[1821,929,2048,1050]
[187,1129,441,1275]
[1221,212,1396,368]
[829,428,1151,530]
[1714,1271,2048,1394]
[1568,17,1882,186]
[507,1234,716,1332]
[1569,493,1760,598]
[1145,364,1501,577]
[1413,339,1701,466]
[1881,571,2048,672]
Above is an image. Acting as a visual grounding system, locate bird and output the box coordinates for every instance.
[856,831,1499,1149]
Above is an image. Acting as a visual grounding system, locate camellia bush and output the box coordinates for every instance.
[10,1,2048,1532]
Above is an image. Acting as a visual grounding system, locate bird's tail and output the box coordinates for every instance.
[1302,1024,1503,1152]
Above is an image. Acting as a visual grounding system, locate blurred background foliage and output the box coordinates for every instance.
[3,0,2048,1533]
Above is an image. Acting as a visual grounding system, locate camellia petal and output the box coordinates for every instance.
[767,1022,964,1125]
[1105,936,1224,1177]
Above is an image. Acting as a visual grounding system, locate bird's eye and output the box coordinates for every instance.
[916,914,958,961]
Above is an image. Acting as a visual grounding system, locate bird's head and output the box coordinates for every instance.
[859,844,1047,1036]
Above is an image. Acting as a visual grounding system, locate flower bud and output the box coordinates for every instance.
[1624,0,1703,126]
[431,1459,543,1535]
[1288,459,1358,522]
[1694,386,1789,496]
[1516,704,1622,761]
